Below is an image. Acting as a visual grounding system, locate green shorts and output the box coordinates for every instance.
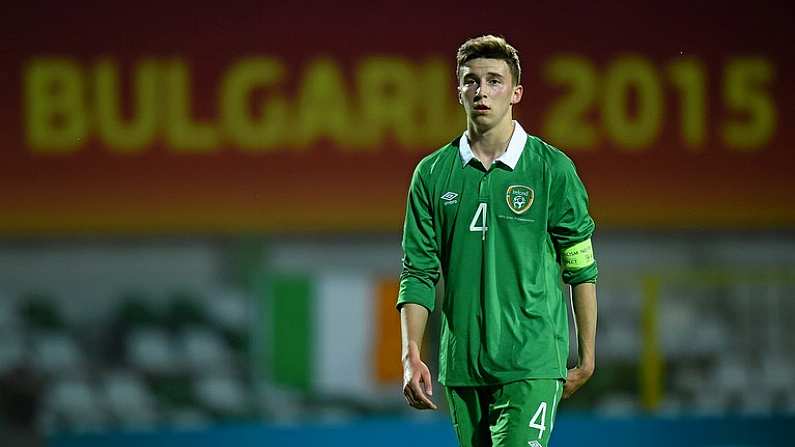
[444,379,564,447]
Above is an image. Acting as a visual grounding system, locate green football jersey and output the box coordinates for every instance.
[397,122,598,386]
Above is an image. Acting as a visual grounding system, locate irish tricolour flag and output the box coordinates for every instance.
[260,271,404,398]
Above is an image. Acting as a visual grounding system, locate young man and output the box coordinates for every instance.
[397,35,598,447]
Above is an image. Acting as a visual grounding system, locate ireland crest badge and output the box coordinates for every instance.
[505,185,534,214]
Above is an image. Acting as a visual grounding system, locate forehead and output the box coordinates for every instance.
[459,58,512,78]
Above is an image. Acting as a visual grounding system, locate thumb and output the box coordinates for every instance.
[422,369,433,396]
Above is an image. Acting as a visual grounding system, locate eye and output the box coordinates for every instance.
[489,79,501,85]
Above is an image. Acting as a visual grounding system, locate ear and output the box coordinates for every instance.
[457,86,463,105]
[510,84,524,105]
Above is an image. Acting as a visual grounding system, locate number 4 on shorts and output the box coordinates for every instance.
[528,401,547,440]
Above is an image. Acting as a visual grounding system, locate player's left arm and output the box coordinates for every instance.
[563,281,596,399]
[547,151,599,399]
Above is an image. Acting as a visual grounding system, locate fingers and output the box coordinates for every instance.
[421,367,433,397]
[562,381,575,399]
[415,383,437,410]
[562,367,591,399]
[403,383,425,409]
[401,360,437,410]
[418,367,437,409]
[403,385,417,407]
[407,379,437,410]
[563,378,582,399]
[402,374,437,410]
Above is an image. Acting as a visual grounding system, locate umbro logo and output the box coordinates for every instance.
[528,441,542,447]
[441,192,458,201]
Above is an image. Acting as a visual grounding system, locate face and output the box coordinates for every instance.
[458,58,523,131]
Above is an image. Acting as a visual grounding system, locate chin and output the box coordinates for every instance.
[469,113,491,122]
[470,115,494,127]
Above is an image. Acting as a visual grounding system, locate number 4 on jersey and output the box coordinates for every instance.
[469,203,488,240]
[529,401,547,440]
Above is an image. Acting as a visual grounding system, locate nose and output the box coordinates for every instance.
[475,80,488,98]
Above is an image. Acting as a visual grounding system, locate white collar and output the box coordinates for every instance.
[458,121,528,170]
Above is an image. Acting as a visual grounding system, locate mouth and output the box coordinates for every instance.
[474,104,490,112]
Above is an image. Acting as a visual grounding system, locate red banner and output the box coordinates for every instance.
[1,1,793,233]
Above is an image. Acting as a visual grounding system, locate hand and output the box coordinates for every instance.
[563,366,593,399]
[402,356,438,410]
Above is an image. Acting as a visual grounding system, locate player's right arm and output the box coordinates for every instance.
[400,303,437,410]
[397,162,440,411]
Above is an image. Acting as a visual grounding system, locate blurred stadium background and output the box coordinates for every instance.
[1,1,794,446]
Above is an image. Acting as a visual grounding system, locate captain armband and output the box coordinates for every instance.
[560,239,595,271]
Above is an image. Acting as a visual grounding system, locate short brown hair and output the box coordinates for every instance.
[456,35,521,85]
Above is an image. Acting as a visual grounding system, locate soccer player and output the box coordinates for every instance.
[397,35,598,447]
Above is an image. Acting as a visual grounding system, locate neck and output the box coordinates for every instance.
[467,118,515,165]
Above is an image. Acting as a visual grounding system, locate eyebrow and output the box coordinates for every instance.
[463,71,505,79]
